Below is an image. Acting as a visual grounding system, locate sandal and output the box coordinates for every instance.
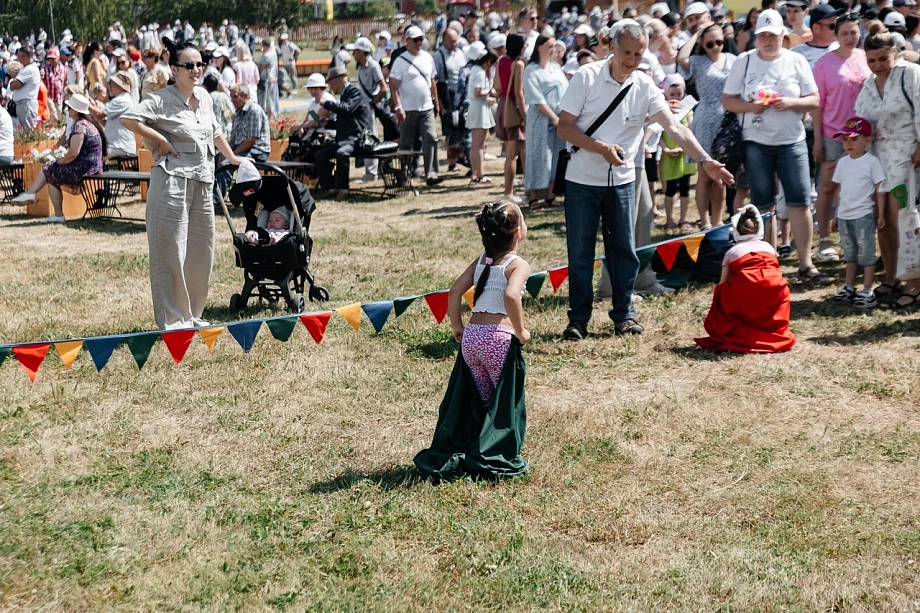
[797,266,832,286]
[664,221,677,233]
[875,281,904,304]
[700,224,713,232]
[891,290,920,310]
[679,222,693,233]
[544,197,557,208]
[528,198,546,210]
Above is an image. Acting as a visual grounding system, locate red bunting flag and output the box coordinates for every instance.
[424,291,449,324]
[300,311,332,343]
[12,343,51,382]
[161,329,195,364]
[656,240,682,272]
[548,267,569,292]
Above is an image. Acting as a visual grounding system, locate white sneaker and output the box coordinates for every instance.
[192,318,211,327]
[503,194,523,204]
[360,173,378,183]
[11,192,36,204]
[483,152,497,161]
[636,282,676,296]
[815,243,839,262]
[40,214,66,224]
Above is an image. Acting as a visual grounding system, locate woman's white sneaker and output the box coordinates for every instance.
[11,192,36,204]
[40,215,66,224]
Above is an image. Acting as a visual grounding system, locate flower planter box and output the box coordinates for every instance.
[23,161,87,220]
[269,139,285,162]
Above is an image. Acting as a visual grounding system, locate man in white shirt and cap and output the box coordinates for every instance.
[389,25,443,186]
[375,31,391,62]
[279,33,301,91]
[677,2,710,48]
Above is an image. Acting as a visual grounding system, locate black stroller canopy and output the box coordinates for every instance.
[230,174,316,233]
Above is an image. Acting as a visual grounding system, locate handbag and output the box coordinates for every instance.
[502,64,523,129]
[711,112,745,174]
[896,168,920,280]
[552,83,633,196]
[7,99,15,118]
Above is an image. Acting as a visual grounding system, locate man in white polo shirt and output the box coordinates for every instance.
[390,25,443,185]
[9,46,40,129]
[557,20,732,340]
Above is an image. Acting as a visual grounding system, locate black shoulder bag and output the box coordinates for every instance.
[553,83,633,196]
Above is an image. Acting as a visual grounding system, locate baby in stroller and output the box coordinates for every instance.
[244,208,292,245]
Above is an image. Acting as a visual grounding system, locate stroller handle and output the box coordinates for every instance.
[215,161,307,241]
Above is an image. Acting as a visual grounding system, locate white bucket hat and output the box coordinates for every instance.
[64,93,90,114]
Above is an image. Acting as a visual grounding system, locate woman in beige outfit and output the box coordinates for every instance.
[122,41,243,330]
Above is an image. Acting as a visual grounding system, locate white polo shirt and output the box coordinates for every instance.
[560,60,669,187]
[390,50,437,112]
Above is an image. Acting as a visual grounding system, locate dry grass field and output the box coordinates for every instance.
[1,148,920,612]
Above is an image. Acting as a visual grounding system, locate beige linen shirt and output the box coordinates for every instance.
[122,85,222,183]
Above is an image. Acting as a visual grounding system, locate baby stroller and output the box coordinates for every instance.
[216,162,330,314]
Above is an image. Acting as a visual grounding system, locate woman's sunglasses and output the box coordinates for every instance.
[837,11,860,23]
[175,61,206,70]
[705,39,724,49]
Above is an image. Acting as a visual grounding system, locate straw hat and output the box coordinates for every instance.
[65,94,90,114]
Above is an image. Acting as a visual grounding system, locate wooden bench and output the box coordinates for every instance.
[284,59,331,77]
[81,171,150,220]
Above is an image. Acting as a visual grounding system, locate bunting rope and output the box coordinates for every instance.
[0,221,737,381]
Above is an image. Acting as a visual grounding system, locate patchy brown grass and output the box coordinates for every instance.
[1,138,920,612]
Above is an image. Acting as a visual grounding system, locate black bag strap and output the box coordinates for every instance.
[902,68,915,115]
[571,82,633,154]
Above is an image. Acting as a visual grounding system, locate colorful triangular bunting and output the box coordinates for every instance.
[705,224,731,250]
[548,267,569,292]
[462,287,475,310]
[161,329,195,364]
[637,247,655,273]
[198,326,225,352]
[361,301,393,334]
[594,259,601,269]
[656,240,682,272]
[393,295,419,317]
[54,340,84,370]
[300,311,332,343]
[424,291,449,324]
[12,343,51,382]
[266,317,298,342]
[0,346,11,368]
[84,337,121,372]
[525,272,547,298]
[227,320,262,353]
[683,234,704,262]
[336,303,362,331]
[126,334,159,370]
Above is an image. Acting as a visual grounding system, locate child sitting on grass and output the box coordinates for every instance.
[415,201,531,481]
[695,205,796,353]
[659,74,696,234]
[829,117,885,309]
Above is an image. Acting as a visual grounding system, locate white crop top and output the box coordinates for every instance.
[472,254,523,315]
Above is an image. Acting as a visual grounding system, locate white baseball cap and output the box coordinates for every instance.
[353,36,373,52]
[378,30,391,41]
[884,11,907,28]
[487,31,507,49]
[573,24,594,36]
[650,2,670,17]
[405,25,424,39]
[755,9,785,35]
[683,2,709,17]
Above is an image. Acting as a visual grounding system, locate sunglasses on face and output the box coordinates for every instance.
[409,36,424,42]
[837,11,860,23]
[817,20,837,31]
[705,39,724,49]
[176,61,206,70]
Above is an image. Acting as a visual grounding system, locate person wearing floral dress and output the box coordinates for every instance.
[11,94,105,223]
[523,35,568,208]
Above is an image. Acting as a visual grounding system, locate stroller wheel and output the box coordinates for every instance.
[229,293,244,314]
[291,293,306,313]
[309,285,330,303]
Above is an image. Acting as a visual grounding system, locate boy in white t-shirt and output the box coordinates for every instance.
[829,117,885,309]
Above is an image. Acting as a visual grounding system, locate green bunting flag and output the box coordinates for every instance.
[637,247,655,273]
[0,346,10,368]
[266,317,298,342]
[525,272,547,298]
[393,295,419,317]
[126,333,159,370]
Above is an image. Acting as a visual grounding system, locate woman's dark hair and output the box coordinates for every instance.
[743,9,760,31]
[864,21,896,51]
[506,33,525,60]
[202,73,220,92]
[475,51,497,67]
[736,208,759,236]
[661,12,681,28]
[695,23,724,56]
[73,113,108,158]
[82,41,101,66]
[528,34,551,63]
[473,202,521,303]
[162,36,179,64]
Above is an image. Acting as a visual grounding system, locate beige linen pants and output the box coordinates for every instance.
[147,166,215,330]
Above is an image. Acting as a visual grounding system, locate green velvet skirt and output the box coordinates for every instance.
[414,337,528,481]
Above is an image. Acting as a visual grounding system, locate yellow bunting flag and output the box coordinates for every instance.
[54,340,84,370]
[336,303,362,331]
[463,287,475,310]
[198,327,225,353]
[683,234,705,263]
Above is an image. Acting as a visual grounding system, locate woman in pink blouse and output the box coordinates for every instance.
[233,47,260,87]
[812,13,870,262]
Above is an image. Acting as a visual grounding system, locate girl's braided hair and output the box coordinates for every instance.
[473,201,521,303]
